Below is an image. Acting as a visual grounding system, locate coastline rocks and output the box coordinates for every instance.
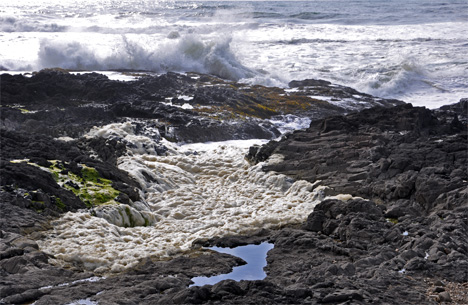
[0,69,406,233]
[1,70,465,304]
[1,70,403,142]
[243,100,468,302]
[299,198,468,282]
[247,102,467,214]
[288,78,404,112]
[0,228,95,305]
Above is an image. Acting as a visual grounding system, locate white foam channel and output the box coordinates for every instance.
[37,123,324,274]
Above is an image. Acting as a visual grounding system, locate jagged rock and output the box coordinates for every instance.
[0,70,465,304]
[236,100,468,303]
[438,291,452,302]
[321,289,364,303]
[1,70,402,141]
[248,102,468,215]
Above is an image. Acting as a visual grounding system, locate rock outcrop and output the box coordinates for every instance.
[1,70,466,304]
[248,102,467,215]
[1,69,403,142]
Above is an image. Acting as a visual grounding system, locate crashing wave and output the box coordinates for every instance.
[36,34,254,81]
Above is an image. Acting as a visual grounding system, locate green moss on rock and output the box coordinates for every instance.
[54,197,66,210]
[27,160,121,208]
[125,206,136,227]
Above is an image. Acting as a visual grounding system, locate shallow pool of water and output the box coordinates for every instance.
[190,242,274,287]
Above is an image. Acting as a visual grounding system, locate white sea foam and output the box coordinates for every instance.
[268,114,312,134]
[37,123,324,274]
[65,299,97,305]
[38,276,104,291]
[162,100,194,110]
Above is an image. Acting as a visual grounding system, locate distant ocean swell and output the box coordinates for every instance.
[0,16,68,33]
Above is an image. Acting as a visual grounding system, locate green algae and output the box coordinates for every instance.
[31,199,45,213]
[54,196,66,210]
[125,206,136,227]
[191,84,324,120]
[14,159,121,208]
[55,163,121,208]
[3,104,31,113]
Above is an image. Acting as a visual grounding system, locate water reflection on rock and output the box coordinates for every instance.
[190,242,274,287]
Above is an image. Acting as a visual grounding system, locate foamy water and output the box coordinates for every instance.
[37,122,325,274]
[1,0,467,108]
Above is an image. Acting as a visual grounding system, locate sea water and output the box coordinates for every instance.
[1,0,467,108]
[190,242,274,286]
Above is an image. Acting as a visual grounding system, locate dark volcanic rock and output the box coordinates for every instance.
[248,102,467,214]
[288,78,404,112]
[244,100,468,303]
[1,70,464,304]
[1,70,402,142]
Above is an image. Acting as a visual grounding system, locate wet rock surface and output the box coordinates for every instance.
[1,70,466,304]
[1,69,403,142]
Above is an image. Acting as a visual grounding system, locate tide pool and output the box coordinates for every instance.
[190,242,274,287]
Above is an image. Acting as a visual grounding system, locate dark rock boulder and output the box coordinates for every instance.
[248,102,468,216]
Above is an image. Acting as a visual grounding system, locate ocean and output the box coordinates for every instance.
[1,0,467,108]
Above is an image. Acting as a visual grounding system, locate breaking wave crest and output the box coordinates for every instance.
[37,34,254,81]
[363,56,429,96]
[0,16,68,32]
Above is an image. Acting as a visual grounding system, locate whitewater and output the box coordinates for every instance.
[38,122,328,274]
[1,0,467,108]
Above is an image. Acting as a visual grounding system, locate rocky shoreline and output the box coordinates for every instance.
[1,70,466,304]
